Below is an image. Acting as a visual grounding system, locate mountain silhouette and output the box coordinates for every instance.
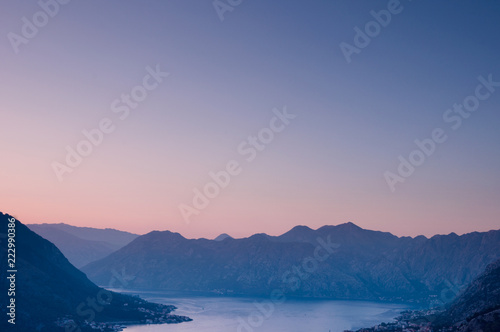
[435,258,500,331]
[82,222,500,303]
[349,258,500,331]
[0,212,190,331]
[27,223,138,267]
[214,233,233,241]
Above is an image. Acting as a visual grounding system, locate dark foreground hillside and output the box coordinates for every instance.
[436,258,500,331]
[350,258,500,332]
[0,212,190,332]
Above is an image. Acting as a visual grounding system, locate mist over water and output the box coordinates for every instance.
[122,291,414,332]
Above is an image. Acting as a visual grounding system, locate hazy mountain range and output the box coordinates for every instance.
[3,212,500,330]
[81,222,500,303]
[0,213,190,331]
[27,223,138,268]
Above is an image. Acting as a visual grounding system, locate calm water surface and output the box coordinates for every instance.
[119,290,414,332]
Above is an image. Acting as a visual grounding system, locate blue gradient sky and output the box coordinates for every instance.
[1,0,499,238]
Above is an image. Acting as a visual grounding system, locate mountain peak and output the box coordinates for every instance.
[0,212,191,329]
[276,225,316,242]
[214,233,233,241]
[147,230,185,240]
[291,225,313,231]
[339,221,362,229]
[316,222,363,233]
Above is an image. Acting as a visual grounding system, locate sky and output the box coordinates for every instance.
[1,0,499,239]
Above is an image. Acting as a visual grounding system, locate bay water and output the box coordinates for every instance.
[118,290,414,332]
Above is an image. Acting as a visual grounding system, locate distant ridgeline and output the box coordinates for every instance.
[26,223,138,268]
[82,222,500,304]
[0,212,190,332]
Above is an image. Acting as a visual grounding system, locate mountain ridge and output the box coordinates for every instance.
[0,212,190,331]
[349,258,500,331]
[27,223,139,267]
[82,222,500,304]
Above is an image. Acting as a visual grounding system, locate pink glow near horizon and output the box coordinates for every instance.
[2,1,499,240]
